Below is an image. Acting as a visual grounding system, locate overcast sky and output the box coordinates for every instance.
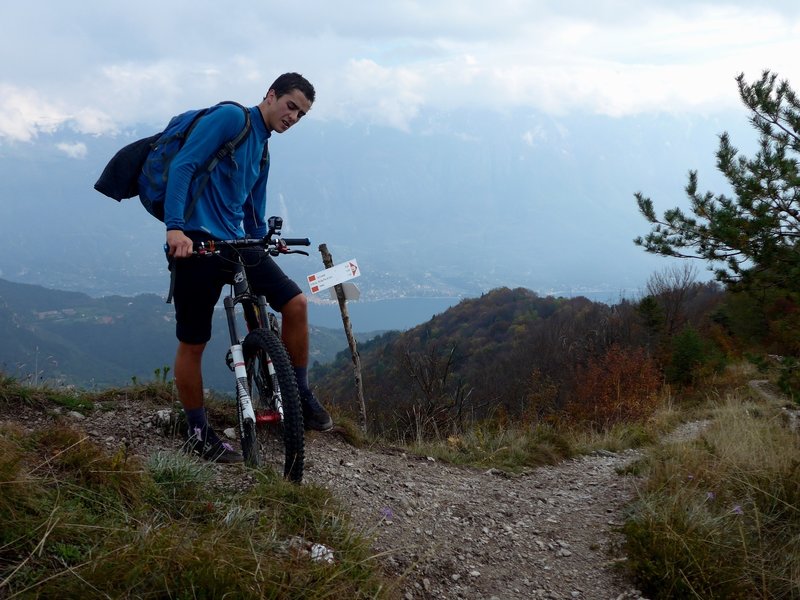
[2,0,799,147]
[2,1,800,302]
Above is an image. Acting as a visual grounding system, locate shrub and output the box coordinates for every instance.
[567,345,661,428]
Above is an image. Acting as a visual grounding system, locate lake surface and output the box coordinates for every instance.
[308,297,462,332]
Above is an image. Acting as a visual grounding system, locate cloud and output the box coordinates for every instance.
[522,126,548,147]
[0,85,68,142]
[1,2,799,137]
[0,84,116,142]
[309,4,800,127]
[56,142,88,159]
[70,108,116,136]
[330,59,425,130]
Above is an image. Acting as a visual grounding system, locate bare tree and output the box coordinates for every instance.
[645,263,698,336]
[399,342,475,439]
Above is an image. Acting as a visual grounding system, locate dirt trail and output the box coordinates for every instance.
[306,433,648,599]
[2,398,670,599]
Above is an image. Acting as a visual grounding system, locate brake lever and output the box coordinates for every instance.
[269,248,307,257]
[273,239,309,257]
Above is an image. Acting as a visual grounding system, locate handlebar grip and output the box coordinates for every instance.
[282,238,311,246]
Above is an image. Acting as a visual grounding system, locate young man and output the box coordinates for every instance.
[163,72,333,464]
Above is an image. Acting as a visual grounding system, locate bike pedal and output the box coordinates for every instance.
[256,410,281,425]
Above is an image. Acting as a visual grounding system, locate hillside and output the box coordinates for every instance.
[0,384,648,599]
[5,370,795,598]
[0,278,175,387]
[313,287,639,435]
[313,280,738,440]
[0,277,372,391]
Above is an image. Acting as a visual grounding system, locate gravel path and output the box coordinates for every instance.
[305,434,647,600]
[2,397,651,600]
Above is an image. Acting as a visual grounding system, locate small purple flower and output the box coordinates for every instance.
[731,505,743,515]
[706,491,716,502]
[687,474,694,481]
[380,506,394,521]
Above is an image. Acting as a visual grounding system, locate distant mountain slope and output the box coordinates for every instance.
[0,278,365,390]
[0,278,179,386]
[0,111,735,299]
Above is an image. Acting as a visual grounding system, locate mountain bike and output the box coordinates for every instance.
[192,216,308,482]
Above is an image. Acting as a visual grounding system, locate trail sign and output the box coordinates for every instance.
[307,259,361,294]
[330,282,360,301]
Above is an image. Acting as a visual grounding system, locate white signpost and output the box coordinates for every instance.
[313,247,367,433]
[307,259,361,294]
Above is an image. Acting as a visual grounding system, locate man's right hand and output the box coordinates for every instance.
[166,230,194,258]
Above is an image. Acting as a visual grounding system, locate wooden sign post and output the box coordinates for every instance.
[318,244,367,434]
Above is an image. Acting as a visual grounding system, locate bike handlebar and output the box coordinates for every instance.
[281,238,311,247]
[192,235,311,256]
[165,216,310,257]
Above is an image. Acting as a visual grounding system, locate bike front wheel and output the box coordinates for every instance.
[242,327,304,482]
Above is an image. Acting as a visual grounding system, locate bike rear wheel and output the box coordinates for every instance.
[242,327,304,482]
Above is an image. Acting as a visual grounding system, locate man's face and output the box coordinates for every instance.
[264,88,312,133]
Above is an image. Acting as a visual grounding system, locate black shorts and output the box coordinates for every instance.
[171,248,302,344]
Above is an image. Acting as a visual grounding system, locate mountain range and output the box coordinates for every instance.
[0,277,379,391]
[0,108,748,301]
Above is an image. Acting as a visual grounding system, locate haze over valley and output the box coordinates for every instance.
[0,109,741,315]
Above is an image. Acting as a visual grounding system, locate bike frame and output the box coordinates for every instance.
[223,263,274,436]
[190,219,309,475]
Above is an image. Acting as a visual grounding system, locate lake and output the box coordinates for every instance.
[308,297,462,332]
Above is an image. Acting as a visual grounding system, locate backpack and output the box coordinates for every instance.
[94,101,269,222]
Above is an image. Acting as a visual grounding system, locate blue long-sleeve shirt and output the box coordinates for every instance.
[163,103,271,239]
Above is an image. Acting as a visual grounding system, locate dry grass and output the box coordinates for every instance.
[4,359,796,598]
[0,395,395,599]
[405,421,574,473]
[621,369,800,599]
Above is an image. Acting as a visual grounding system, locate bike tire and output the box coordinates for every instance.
[242,327,305,482]
[239,408,259,467]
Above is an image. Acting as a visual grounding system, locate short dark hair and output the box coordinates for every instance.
[269,72,315,104]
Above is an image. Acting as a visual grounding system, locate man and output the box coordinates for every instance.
[164,72,333,464]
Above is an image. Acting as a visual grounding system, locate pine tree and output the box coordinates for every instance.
[635,70,800,293]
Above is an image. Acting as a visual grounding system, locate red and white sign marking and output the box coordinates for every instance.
[307,259,361,294]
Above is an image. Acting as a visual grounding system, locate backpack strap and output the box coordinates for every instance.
[166,257,177,304]
[183,102,254,222]
[260,139,270,172]
[206,102,252,170]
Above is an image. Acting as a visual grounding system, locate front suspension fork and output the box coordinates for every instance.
[224,296,255,427]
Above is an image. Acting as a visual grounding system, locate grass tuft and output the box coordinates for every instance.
[622,387,800,598]
[408,422,574,473]
[0,422,393,599]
